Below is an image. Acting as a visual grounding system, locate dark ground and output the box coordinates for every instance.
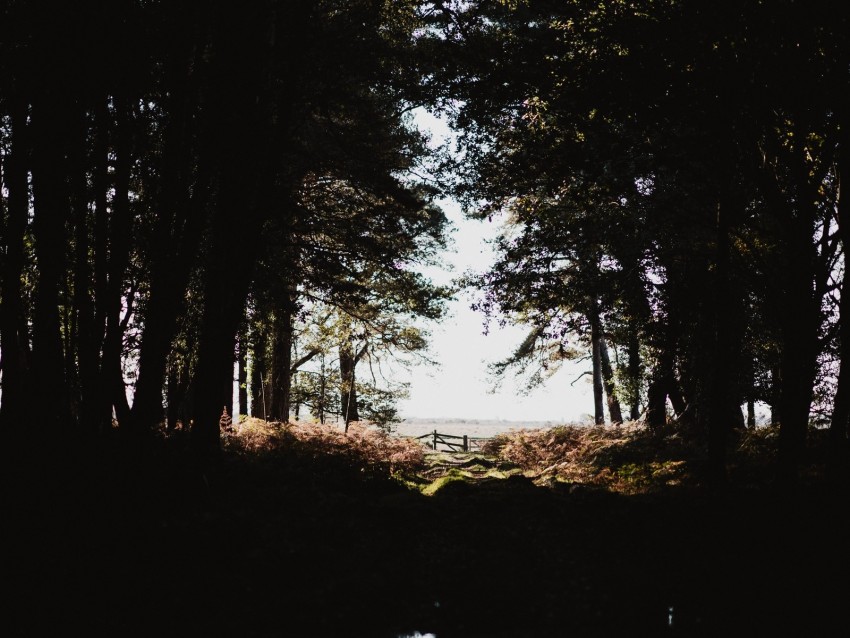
[2,432,847,638]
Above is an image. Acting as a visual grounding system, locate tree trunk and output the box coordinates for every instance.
[589,303,604,425]
[30,96,72,432]
[166,363,179,431]
[190,142,272,460]
[0,98,31,428]
[237,324,248,417]
[188,1,284,462]
[292,373,301,421]
[646,367,668,430]
[250,322,268,419]
[627,329,641,420]
[191,306,240,460]
[829,120,850,468]
[599,333,623,425]
[70,107,98,433]
[830,296,850,441]
[776,221,821,486]
[100,97,134,432]
[707,198,734,487]
[269,309,294,422]
[91,98,110,353]
[747,398,756,429]
[128,27,210,434]
[166,356,187,431]
[225,346,234,425]
[668,381,687,417]
[770,365,781,425]
[340,339,360,431]
[190,197,262,457]
[318,358,327,425]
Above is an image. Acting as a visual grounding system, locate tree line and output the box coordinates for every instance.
[1,0,848,485]
[0,1,448,459]
[421,0,849,484]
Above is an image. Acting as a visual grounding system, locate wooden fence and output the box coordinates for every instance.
[414,430,489,453]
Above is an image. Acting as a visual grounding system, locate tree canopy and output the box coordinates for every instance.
[0,0,848,486]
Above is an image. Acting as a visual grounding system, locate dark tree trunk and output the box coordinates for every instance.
[129,187,208,433]
[609,248,652,422]
[250,323,268,419]
[128,25,210,433]
[293,377,301,421]
[166,328,194,432]
[100,97,133,432]
[190,131,274,460]
[92,98,110,351]
[599,333,623,425]
[190,2,297,460]
[668,381,687,417]
[776,221,821,486]
[770,365,781,425]
[646,326,686,432]
[191,303,241,460]
[747,398,756,429]
[237,324,248,417]
[627,329,641,420]
[318,358,327,424]
[830,287,850,442]
[166,363,179,431]
[0,99,31,428]
[225,346,234,426]
[269,309,294,422]
[340,340,360,431]
[707,198,734,487]
[30,97,72,432]
[189,151,265,455]
[829,123,850,468]
[646,367,668,430]
[166,357,186,431]
[754,134,831,485]
[589,304,604,425]
[70,107,98,433]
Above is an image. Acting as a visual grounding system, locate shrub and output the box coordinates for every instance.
[483,422,690,493]
[224,417,426,477]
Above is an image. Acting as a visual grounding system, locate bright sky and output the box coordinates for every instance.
[396,198,595,422]
[395,110,596,422]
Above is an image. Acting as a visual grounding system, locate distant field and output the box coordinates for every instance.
[294,416,585,440]
[393,417,574,440]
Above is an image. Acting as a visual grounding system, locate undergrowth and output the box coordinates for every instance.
[481,420,827,494]
[223,417,426,478]
[219,417,833,496]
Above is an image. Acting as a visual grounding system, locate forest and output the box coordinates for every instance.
[1,1,849,636]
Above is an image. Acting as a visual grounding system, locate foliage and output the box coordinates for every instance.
[418,0,848,479]
[479,421,803,494]
[224,417,426,477]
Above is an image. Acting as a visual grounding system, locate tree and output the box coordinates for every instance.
[423,0,844,485]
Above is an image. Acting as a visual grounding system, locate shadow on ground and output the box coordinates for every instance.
[2,433,846,637]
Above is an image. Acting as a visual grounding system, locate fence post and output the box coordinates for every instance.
[433,429,438,450]
[463,435,468,452]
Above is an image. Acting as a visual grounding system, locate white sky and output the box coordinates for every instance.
[395,197,596,422]
[395,110,596,422]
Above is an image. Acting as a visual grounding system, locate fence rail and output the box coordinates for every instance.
[414,430,489,453]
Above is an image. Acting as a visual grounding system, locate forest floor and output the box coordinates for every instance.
[2,418,848,637]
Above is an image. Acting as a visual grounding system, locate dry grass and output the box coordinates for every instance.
[222,417,825,495]
[223,417,426,476]
[480,421,792,494]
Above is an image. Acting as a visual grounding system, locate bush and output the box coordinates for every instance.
[224,417,426,477]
